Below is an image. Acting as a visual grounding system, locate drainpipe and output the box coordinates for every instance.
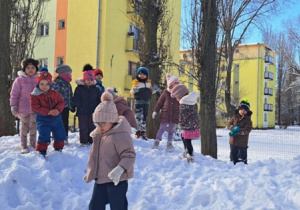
[96,0,101,68]
[257,43,260,128]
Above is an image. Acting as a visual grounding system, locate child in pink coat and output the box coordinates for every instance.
[10,58,39,154]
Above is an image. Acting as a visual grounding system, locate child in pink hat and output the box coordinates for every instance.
[152,73,180,151]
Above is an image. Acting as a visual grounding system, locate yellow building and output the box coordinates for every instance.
[32,0,182,126]
[217,43,276,129]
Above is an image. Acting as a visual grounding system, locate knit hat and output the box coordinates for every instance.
[83,64,93,71]
[55,64,72,75]
[137,67,149,76]
[21,58,39,72]
[106,87,118,96]
[93,92,119,123]
[83,70,95,81]
[94,69,103,77]
[238,98,250,112]
[36,68,52,84]
[166,73,179,88]
[170,84,189,100]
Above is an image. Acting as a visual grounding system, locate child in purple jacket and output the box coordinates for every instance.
[10,58,39,154]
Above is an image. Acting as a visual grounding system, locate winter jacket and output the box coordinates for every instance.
[179,91,199,131]
[130,79,152,101]
[30,88,65,116]
[227,110,253,147]
[95,79,105,96]
[154,89,179,124]
[52,76,74,109]
[72,79,101,116]
[113,95,137,129]
[10,71,37,114]
[84,116,136,184]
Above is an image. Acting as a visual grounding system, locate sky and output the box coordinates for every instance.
[180,1,300,49]
[0,127,300,209]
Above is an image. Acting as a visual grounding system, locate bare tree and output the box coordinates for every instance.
[0,1,16,136]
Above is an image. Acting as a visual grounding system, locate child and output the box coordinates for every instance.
[30,68,66,156]
[130,67,152,139]
[72,65,101,146]
[94,68,105,96]
[52,64,74,145]
[107,87,137,129]
[152,73,180,151]
[170,84,200,162]
[227,99,253,165]
[10,58,39,154]
[84,92,136,210]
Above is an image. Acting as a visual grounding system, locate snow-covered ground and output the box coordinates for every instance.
[0,127,300,209]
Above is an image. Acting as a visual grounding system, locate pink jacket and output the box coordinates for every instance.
[10,71,37,114]
[84,116,136,184]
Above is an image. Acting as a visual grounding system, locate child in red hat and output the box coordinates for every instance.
[94,68,105,96]
[30,68,66,156]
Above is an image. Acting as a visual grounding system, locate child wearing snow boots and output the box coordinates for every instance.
[84,91,136,210]
[72,64,101,146]
[30,68,66,156]
[52,64,74,145]
[10,58,39,154]
[152,73,180,151]
[227,98,253,165]
[130,67,153,140]
[171,84,200,162]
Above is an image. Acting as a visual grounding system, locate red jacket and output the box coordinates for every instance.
[30,89,65,116]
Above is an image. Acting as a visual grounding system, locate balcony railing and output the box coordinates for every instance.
[264,103,273,112]
[125,36,139,53]
[264,88,273,96]
[265,55,274,64]
[264,71,274,80]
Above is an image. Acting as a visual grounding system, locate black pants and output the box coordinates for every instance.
[134,103,149,132]
[89,181,128,210]
[230,145,248,164]
[182,137,193,156]
[61,107,69,137]
[78,115,95,144]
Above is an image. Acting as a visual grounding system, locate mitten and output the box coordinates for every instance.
[132,87,139,94]
[11,106,18,116]
[152,84,160,93]
[229,131,239,136]
[108,165,125,186]
[231,126,240,133]
[152,112,157,119]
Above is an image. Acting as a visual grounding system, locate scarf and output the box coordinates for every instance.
[60,74,72,83]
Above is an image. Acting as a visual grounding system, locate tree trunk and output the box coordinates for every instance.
[0,0,16,136]
[199,0,218,159]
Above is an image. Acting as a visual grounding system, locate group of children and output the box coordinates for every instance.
[10,58,252,209]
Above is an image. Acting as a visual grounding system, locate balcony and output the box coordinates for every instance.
[264,88,273,96]
[265,55,274,64]
[264,103,273,112]
[125,36,139,53]
[264,71,274,80]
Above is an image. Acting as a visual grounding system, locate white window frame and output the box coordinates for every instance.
[37,22,49,36]
[39,58,48,68]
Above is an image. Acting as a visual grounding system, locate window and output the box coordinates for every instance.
[37,23,49,36]
[39,58,48,67]
[128,61,139,79]
[234,81,239,85]
[57,57,64,65]
[58,20,65,29]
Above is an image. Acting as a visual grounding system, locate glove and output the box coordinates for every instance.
[152,84,161,93]
[152,112,157,119]
[229,131,239,136]
[231,126,240,133]
[11,106,18,116]
[108,165,125,186]
[132,87,139,94]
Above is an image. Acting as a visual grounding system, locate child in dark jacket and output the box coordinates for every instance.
[152,73,180,151]
[171,84,200,163]
[52,64,74,145]
[227,99,253,165]
[130,67,153,140]
[72,65,101,146]
[30,68,66,156]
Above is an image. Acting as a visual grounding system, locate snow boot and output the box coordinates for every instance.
[140,131,147,140]
[21,147,30,154]
[166,141,174,152]
[134,130,141,139]
[152,139,160,149]
[187,154,194,163]
[39,151,47,157]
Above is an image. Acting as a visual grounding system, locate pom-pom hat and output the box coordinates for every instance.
[238,98,250,112]
[36,67,52,84]
[166,73,179,88]
[83,70,95,81]
[93,92,119,123]
[170,84,189,100]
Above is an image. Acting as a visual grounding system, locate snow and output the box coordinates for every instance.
[0,127,300,209]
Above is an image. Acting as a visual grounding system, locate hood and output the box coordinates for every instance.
[17,70,36,77]
[113,95,126,104]
[31,87,47,96]
[180,91,198,105]
[90,116,131,138]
